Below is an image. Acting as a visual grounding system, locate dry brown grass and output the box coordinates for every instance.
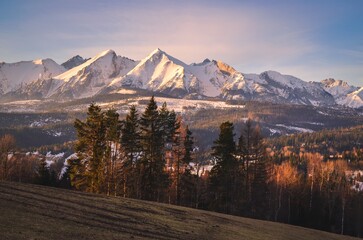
[0,181,359,240]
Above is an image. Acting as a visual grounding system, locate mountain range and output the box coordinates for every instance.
[0,48,362,108]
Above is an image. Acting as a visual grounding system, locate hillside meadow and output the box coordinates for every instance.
[0,181,359,240]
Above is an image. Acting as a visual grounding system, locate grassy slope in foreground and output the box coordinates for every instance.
[0,181,358,240]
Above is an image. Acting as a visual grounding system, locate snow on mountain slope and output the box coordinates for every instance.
[0,59,66,94]
[107,49,248,98]
[1,48,361,108]
[21,49,137,100]
[321,78,357,97]
[222,70,335,106]
[107,48,192,97]
[187,60,243,97]
[338,87,363,108]
[259,71,334,105]
[320,78,360,107]
[61,55,89,70]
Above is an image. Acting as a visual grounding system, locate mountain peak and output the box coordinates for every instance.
[191,58,211,66]
[321,78,350,88]
[61,55,89,70]
[97,49,116,58]
[32,59,44,65]
[144,48,186,67]
[214,60,236,76]
[149,48,165,56]
[32,58,59,66]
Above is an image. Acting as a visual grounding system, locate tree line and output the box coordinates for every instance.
[1,96,362,238]
[68,96,195,205]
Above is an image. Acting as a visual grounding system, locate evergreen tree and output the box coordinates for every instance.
[73,103,106,193]
[68,157,87,190]
[209,121,239,213]
[104,108,121,196]
[250,125,269,218]
[182,125,194,168]
[0,134,16,180]
[139,96,168,201]
[238,119,253,202]
[37,158,50,185]
[179,125,195,206]
[120,105,141,198]
[238,120,269,217]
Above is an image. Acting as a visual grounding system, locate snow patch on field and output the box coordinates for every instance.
[276,124,314,133]
[46,130,63,137]
[143,97,245,113]
[89,96,245,114]
[268,128,282,135]
[117,89,137,94]
[317,111,329,116]
[30,117,61,127]
[303,122,324,126]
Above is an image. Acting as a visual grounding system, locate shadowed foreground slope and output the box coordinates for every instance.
[0,181,358,240]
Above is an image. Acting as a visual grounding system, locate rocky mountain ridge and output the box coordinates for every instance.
[0,49,362,108]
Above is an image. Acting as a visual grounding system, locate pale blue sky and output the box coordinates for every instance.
[0,0,362,85]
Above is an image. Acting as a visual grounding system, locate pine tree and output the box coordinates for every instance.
[158,103,182,204]
[0,134,16,180]
[183,125,194,168]
[238,119,253,202]
[179,125,195,206]
[238,120,269,218]
[104,108,121,196]
[170,116,183,204]
[209,121,238,213]
[37,158,50,185]
[73,103,106,193]
[120,105,141,198]
[250,125,269,218]
[139,96,168,201]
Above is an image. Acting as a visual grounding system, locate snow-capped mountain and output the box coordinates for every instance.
[16,50,137,100]
[104,49,336,106]
[222,71,335,106]
[338,87,363,108]
[105,49,245,98]
[320,78,361,108]
[321,78,357,97]
[1,48,362,108]
[0,59,66,94]
[61,55,89,70]
[106,48,191,97]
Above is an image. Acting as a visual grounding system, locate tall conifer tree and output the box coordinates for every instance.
[139,96,167,201]
[72,103,106,193]
[104,108,121,196]
[209,121,238,213]
[120,105,141,198]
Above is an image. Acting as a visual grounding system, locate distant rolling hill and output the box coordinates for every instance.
[0,181,359,240]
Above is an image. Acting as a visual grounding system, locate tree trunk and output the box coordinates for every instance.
[341,197,345,235]
[176,154,180,205]
[288,194,291,224]
[195,164,201,209]
[123,175,127,198]
[275,186,282,221]
[309,174,314,212]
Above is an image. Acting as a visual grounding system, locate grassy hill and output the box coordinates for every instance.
[0,181,359,240]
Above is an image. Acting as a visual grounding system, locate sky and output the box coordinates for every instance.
[0,0,362,86]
